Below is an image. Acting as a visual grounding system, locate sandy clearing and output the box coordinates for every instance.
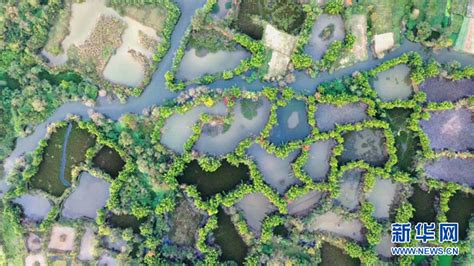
[79,227,96,261]
[373,32,395,58]
[262,24,298,79]
[349,14,367,62]
[25,254,47,266]
[48,225,76,252]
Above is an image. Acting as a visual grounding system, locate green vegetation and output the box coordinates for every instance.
[0,204,25,265]
[240,98,263,120]
[188,28,238,52]
[235,0,306,39]
[406,0,464,48]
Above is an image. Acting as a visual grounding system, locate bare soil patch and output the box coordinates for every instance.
[48,225,76,252]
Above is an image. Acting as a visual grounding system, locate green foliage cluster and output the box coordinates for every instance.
[197,156,222,172]
[324,0,345,15]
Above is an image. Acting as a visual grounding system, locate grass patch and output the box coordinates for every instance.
[169,199,202,246]
[188,28,237,52]
[360,0,410,42]
[107,3,167,33]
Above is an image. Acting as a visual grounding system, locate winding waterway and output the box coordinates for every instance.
[2,0,474,182]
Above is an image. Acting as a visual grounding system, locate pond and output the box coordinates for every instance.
[375,234,394,259]
[109,214,143,233]
[287,190,325,216]
[98,254,117,266]
[273,224,289,237]
[194,98,271,156]
[177,160,250,200]
[303,139,337,182]
[160,102,227,154]
[315,103,369,132]
[340,128,389,167]
[12,194,52,221]
[29,124,95,197]
[309,211,364,242]
[61,172,110,219]
[408,185,437,224]
[372,64,413,101]
[366,177,399,219]
[336,169,363,211]
[176,48,250,81]
[424,157,474,187]
[420,77,474,102]
[169,199,203,246]
[247,144,301,195]
[93,146,125,178]
[385,108,419,173]
[235,192,276,233]
[419,108,473,152]
[213,208,248,265]
[269,99,311,145]
[320,242,360,266]
[446,191,474,240]
[305,14,345,61]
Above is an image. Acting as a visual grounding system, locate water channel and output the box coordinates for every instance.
[2,0,474,184]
